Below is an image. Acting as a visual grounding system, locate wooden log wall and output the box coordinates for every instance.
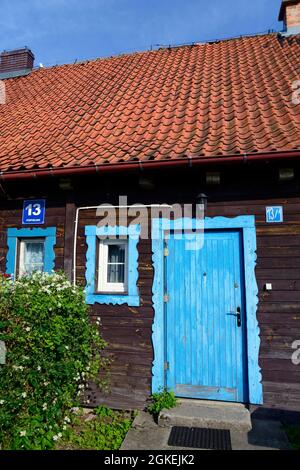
[76,212,154,410]
[0,163,299,419]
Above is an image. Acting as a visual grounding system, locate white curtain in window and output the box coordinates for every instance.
[22,241,44,275]
[107,244,125,283]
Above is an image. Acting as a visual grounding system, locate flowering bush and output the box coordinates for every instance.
[0,272,107,450]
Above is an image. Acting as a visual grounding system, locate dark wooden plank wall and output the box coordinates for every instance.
[76,213,154,410]
[206,198,300,415]
[0,164,299,417]
[75,196,300,414]
[73,163,300,410]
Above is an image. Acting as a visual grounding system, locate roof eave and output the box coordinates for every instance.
[1,150,300,182]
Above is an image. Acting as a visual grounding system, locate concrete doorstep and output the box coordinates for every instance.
[121,400,291,451]
[158,399,252,432]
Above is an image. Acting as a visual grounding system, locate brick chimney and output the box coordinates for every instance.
[279,0,300,34]
[0,47,35,80]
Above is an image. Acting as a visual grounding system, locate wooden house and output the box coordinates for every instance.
[0,0,300,422]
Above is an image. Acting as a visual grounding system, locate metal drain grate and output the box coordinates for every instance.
[168,426,232,450]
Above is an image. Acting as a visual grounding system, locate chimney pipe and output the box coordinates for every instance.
[0,47,35,80]
[279,0,300,35]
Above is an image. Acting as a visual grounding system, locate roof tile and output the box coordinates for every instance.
[1,34,300,172]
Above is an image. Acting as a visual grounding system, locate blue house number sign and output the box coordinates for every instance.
[22,200,46,225]
[266,206,283,224]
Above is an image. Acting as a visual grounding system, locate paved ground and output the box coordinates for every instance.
[121,411,291,451]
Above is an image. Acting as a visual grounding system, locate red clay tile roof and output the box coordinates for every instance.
[0,33,300,175]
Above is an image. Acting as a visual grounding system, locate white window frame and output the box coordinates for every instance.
[18,238,45,277]
[97,239,128,293]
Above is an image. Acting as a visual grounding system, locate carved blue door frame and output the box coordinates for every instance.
[151,216,263,405]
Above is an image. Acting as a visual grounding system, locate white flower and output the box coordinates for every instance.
[65,346,69,350]
[64,416,70,423]
[53,435,59,441]
[62,425,67,431]
[37,366,41,371]
[78,384,84,390]
[0,400,4,405]
[58,432,62,438]
[25,327,31,332]
[20,431,26,437]
[42,403,47,410]
[21,392,27,398]
[43,381,49,386]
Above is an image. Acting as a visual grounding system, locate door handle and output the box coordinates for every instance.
[227,307,241,327]
[236,307,241,327]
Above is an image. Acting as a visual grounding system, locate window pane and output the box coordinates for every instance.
[108,244,125,264]
[107,263,125,284]
[22,241,45,275]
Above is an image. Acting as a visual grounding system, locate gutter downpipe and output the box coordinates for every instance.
[1,150,300,181]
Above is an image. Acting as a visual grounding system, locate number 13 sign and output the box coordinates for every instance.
[22,200,46,225]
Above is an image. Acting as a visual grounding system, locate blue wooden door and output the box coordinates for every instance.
[165,230,248,402]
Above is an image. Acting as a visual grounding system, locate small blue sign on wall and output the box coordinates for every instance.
[266,206,283,224]
[22,200,46,225]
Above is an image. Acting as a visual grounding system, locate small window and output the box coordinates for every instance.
[6,227,56,279]
[18,238,45,276]
[98,239,128,293]
[85,224,140,306]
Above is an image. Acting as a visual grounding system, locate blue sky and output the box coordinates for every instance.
[0,0,284,66]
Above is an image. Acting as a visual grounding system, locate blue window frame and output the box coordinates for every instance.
[85,224,140,306]
[6,227,56,278]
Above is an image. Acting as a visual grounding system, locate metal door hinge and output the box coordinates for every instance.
[164,294,169,303]
[164,361,169,371]
[164,247,169,257]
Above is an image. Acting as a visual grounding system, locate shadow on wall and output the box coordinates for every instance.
[246,418,291,450]
[251,406,300,425]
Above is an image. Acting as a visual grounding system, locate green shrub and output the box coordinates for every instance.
[0,272,108,450]
[95,405,115,418]
[147,389,177,418]
[58,407,133,450]
[285,425,300,450]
